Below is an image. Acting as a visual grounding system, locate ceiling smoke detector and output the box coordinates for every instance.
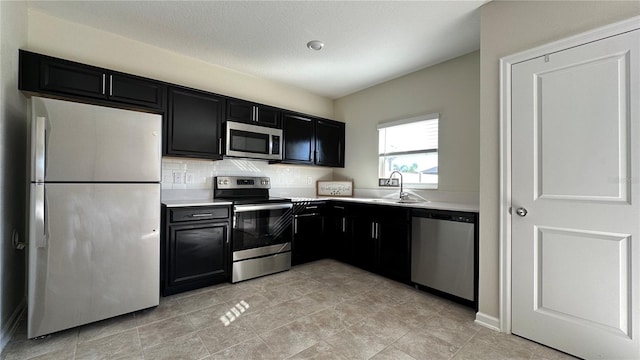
[306,40,324,51]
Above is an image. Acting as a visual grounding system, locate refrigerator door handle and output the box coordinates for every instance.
[34,116,46,182]
[34,184,47,248]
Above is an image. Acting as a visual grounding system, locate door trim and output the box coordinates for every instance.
[498,15,640,334]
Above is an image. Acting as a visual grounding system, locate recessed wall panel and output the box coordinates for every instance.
[536,226,630,335]
[535,54,629,202]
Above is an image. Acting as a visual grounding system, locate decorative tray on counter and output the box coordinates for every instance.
[316,181,353,197]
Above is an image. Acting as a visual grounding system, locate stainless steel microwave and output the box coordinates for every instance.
[224,121,283,161]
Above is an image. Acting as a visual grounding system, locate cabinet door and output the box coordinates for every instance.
[166,87,224,159]
[167,222,228,290]
[256,105,281,128]
[315,119,345,167]
[109,74,165,109]
[293,213,325,265]
[282,112,315,164]
[328,204,355,264]
[376,215,410,282]
[226,99,254,123]
[40,57,106,100]
[350,210,377,271]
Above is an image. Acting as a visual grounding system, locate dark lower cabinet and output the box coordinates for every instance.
[292,202,327,265]
[166,86,225,159]
[328,203,354,264]
[162,205,231,296]
[330,202,411,283]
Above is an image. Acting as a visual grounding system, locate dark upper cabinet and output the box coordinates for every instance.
[108,74,165,109]
[282,112,315,164]
[20,50,165,110]
[316,119,345,167]
[282,111,345,167]
[227,99,281,128]
[166,86,225,159]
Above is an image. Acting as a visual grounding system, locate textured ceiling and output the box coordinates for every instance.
[27,0,486,99]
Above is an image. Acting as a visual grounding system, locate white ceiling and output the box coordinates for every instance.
[27,0,487,99]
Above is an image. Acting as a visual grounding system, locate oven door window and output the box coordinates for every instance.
[233,207,292,251]
[230,129,270,155]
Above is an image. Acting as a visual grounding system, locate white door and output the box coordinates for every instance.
[511,29,640,359]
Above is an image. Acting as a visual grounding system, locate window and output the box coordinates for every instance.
[378,113,438,189]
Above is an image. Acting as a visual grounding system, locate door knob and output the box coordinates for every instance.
[515,208,528,217]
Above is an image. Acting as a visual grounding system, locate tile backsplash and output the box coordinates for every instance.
[161,157,335,198]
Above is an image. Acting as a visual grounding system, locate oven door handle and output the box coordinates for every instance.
[234,203,293,212]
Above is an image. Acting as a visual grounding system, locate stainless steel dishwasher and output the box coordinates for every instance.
[411,209,477,308]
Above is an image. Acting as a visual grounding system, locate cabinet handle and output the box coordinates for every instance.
[334,205,345,210]
[376,223,380,239]
[254,106,259,122]
[191,213,213,217]
[342,218,346,232]
[295,213,319,218]
[305,206,318,210]
[109,75,113,96]
[294,218,298,234]
[371,223,375,238]
[102,74,106,95]
[219,138,222,154]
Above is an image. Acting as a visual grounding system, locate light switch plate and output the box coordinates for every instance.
[379,178,399,187]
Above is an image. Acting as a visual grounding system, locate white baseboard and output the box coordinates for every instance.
[1,299,26,353]
[475,312,501,332]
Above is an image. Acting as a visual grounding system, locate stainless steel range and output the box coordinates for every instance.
[214,176,292,282]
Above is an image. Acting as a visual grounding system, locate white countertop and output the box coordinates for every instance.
[162,199,233,207]
[162,196,477,212]
[291,197,479,213]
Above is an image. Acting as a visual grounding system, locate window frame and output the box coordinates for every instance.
[377,113,439,190]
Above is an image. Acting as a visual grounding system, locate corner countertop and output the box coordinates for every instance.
[291,197,479,213]
[161,196,478,213]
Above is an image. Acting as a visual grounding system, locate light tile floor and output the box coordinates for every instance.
[1,259,578,360]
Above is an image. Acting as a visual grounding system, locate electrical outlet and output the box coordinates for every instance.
[173,172,184,184]
[379,178,399,187]
[185,173,194,184]
[162,174,173,183]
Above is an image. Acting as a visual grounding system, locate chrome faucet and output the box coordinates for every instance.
[388,171,409,200]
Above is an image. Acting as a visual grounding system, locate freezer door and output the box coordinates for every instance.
[28,183,160,338]
[31,97,161,182]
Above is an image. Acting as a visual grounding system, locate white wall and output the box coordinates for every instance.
[26,9,334,119]
[333,51,479,201]
[478,0,640,324]
[0,0,28,351]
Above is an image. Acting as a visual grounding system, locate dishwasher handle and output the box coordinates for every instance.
[413,210,475,223]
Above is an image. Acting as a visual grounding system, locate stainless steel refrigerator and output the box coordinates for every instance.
[28,97,162,338]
